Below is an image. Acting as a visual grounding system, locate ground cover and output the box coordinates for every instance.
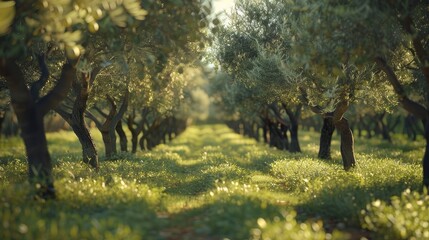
[0,124,426,239]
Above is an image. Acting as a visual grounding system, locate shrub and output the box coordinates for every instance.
[361,189,429,240]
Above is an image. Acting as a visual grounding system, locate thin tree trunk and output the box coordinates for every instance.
[334,118,356,170]
[71,121,98,168]
[58,106,98,168]
[131,134,139,153]
[0,111,4,138]
[404,114,418,141]
[116,120,127,152]
[318,117,335,159]
[380,121,392,142]
[87,91,129,159]
[71,78,98,168]
[280,123,290,150]
[127,113,140,154]
[423,121,429,188]
[56,71,99,169]
[253,122,260,142]
[139,134,146,150]
[284,104,301,153]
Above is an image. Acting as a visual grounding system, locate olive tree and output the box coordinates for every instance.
[0,0,147,198]
[290,0,429,185]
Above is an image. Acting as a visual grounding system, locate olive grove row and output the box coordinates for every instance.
[209,0,429,185]
[0,0,214,199]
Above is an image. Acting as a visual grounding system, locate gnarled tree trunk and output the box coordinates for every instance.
[56,71,99,169]
[87,91,129,159]
[0,59,74,199]
[332,95,356,170]
[334,117,356,170]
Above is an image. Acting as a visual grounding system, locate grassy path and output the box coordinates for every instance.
[0,124,424,239]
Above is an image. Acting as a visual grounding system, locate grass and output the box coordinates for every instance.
[0,124,426,239]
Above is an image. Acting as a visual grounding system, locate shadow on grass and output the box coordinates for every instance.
[164,175,217,196]
[166,194,285,240]
[1,187,165,240]
[295,180,422,229]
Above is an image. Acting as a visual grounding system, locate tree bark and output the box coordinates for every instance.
[378,112,392,142]
[332,96,356,170]
[318,117,335,159]
[139,133,146,150]
[101,129,116,157]
[404,114,418,141]
[131,133,139,153]
[127,111,142,154]
[423,121,429,187]
[116,120,127,152]
[268,121,288,150]
[0,111,4,138]
[71,119,98,167]
[56,71,99,169]
[334,118,356,170]
[284,104,301,153]
[253,122,260,142]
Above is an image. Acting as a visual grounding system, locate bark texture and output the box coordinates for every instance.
[318,117,335,159]
[56,72,98,169]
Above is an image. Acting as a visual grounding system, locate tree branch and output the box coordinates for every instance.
[375,56,428,119]
[298,87,325,115]
[30,54,50,100]
[332,95,349,123]
[268,103,288,126]
[93,105,109,118]
[111,90,129,126]
[400,15,429,85]
[85,110,102,129]
[37,62,75,116]
[54,106,72,122]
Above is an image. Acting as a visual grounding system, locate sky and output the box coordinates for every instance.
[212,0,235,19]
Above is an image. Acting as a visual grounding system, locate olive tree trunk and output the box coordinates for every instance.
[318,117,335,159]
[86,91,129,159]
[127,109,146,154]
[0,111,4,138]
[56,70,99,169]
[332,95,356,170]
[0,59,74,199]
[334,117,356,170]
[284,104,301,153]
[116,120,127,152]
[423,121,429,187]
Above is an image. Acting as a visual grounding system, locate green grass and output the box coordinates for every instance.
[0,124,425,239]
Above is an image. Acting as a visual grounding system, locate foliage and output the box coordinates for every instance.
[252,211,337,240]
[0,0,148,59]
[362,189,429,240]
